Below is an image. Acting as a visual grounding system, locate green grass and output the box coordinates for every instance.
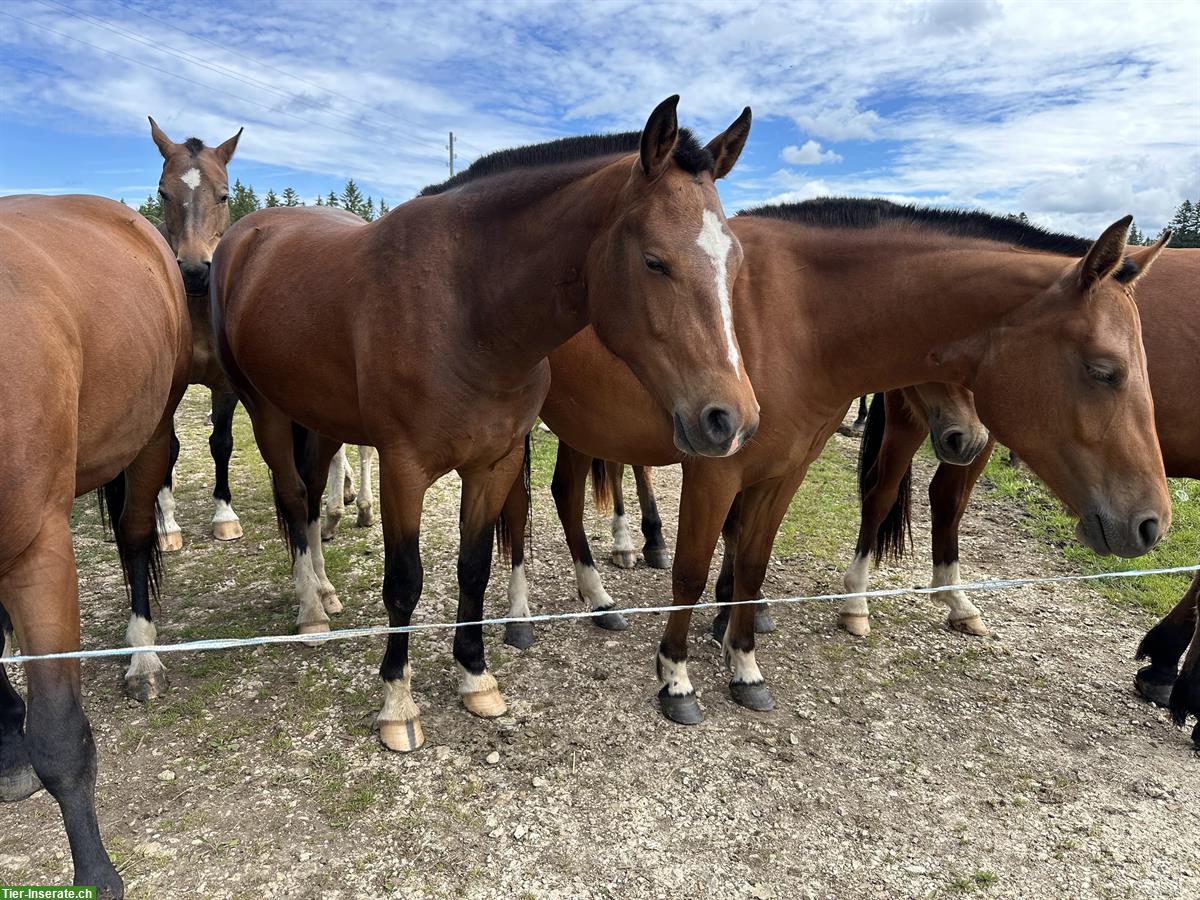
[980,450,1197,615]
[773,439,860,561]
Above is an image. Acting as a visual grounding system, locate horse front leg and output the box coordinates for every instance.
[322,445,349,541]
[156,423,183,551]
[209,388,243,541]
[633,465,672,570]
[499,469,535,650]
[356,445,377,527]
[1136,570,1200,708]
[928,441,994,637]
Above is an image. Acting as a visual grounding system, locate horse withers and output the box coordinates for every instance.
[0,194,191,897]
[210,96,759,751]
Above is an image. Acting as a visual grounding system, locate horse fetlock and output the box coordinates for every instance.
[459,667,507,719]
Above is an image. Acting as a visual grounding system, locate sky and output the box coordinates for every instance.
[1,0,1197,237]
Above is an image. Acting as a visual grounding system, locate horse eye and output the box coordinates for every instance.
[1086,364,1123,387]
[644,255,668,275]
[218,194,229,204]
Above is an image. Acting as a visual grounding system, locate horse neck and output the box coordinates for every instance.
[784,227,1070,398]
[441,161,628,384]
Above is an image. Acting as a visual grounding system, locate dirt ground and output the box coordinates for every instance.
[3,389,1198,899]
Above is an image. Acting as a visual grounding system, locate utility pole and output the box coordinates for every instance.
[447,131,456,177]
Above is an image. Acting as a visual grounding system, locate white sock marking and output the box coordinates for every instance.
[458,664,497,696]
[612,513,635,555]
[157,486,181,536]
[574,561,615,610]
[695,208,740,377]
[357,445,375,515]
[657,651,694,697]
[841,553,871,618]
[212,498,239,524]
[931,561,981,621]
[306,521,336,597]
[722,632,764,685]
[380,664,419,722]
[179,167,201,190]
[293,547,327,626]
[125,615,164,679]
[507,562,530,619]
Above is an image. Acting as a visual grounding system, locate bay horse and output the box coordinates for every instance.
[0,194,191,897]
[499,200,1172,724]
[148,117,245,555]
[210,97,760,752]
[843,247,1200,747]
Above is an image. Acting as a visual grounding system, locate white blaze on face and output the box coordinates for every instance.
[180,167,202,191]
[695,207,740,377]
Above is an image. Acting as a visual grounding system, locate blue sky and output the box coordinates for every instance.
[1,0,1197,236]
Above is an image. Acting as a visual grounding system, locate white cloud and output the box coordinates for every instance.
[780,141,843,166]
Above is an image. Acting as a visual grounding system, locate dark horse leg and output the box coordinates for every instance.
[632,465,672,569]
[208,387,243,541]
[108,423,177,701]
[1135,571,1200,710]
[0,606,41,802]
[551,443,627,631]
[852,394,869,433]
[156,423,183,551]
[606,462,638,569]
[500,471,535,650]
[927,441,994,636]
[711,494,775,641]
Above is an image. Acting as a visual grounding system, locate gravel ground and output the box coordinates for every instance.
[2,392,1197,899]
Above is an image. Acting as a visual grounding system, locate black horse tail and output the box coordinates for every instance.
[495,432,533,561]
[857,393,912,565]
[97,470,164,602]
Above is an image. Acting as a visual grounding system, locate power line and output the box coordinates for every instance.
[0,9,438,159]
[35,0,448,155]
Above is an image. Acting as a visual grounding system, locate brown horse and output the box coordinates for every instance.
[845,247,1200,747]
[211,97,760,752]
[0,195,190,897]
[500,200,1172,724]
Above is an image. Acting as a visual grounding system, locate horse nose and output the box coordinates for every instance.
[700,404,736,449]
[943,427,966,459]
[1138,514,1161,551]
[178,259,210,292]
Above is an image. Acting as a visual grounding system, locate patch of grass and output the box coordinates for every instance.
[980,452,1197,615]
[774,438,860,561]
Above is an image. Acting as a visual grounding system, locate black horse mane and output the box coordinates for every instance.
[183,137,205,156]
[739,197,1098,258]
[419,129,712,197]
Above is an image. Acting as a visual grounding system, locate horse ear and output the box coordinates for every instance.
[215,127,243,165]
[704,107,752,180]
[639,95,680,179]
[1078,215,1131,290]
[148,116,175,159]
[1117,230,1172,286]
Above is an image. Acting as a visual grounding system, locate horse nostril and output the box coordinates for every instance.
[700,404,735,447]
[1138,515,1160,549]
[944,428,965,458]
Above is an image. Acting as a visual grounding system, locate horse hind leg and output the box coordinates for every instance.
[554,445,625,630]
[633,465,671,570]
[156,425,183,552]
[302,433,345,617]
[499,472,535,650]
[5,516,123,896]
[0,607,42,802]
[356,445,376,527]
[607,462,637,569]
[1167,599,1200,749]
[322,445,349,541]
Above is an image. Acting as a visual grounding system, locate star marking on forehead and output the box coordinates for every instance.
[180,168,201,191]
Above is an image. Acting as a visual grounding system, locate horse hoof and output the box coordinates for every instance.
[124,669,169,702]
[949,615,989,637]
[379,718,424,752]
[344,488,357,505]
[357,508,374,528]
[321,518,341,542]
[503,622,535,650]
[643,547,672,570]
[730,680,776,712]
[592,609,629,632]
[462,687,508,719]
[158,530,183,553]
[297,620,330,647]
[212,520,243,541]
[0,765,42,803]
[1135,665,1176,708]
[851,418,867,434]
[320,591,343,616]
[839,613,871,637]
[611,550,637,569]
[658,687,703,725]
[754,609,776,634]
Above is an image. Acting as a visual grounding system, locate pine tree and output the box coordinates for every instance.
[315,194,325,206]
[281,187,301,207]
[1128,222,1143,245]
[1167,199,1200,248]
[229,179,260,223]
[340,179,365,217]
[325,191,339,208]
[137,193,164,224]
[264,188,280,208]
[378,198,390,217]
[362,197,376,222]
